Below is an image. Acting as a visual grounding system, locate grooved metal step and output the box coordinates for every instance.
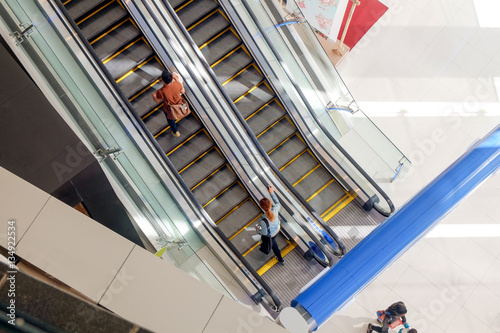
[269,135,306,169]
[201,30,241,65]
[224,65,263,100]
[212,48,252,83]
[281,152,318,184]
[308,181,346,215]
[117,60,163,98]
[66,0,108,22]
[180,149,226,188]
[177,0,219,28]
[93,20,141,61]
[205,183,248,222]
[247,102,286,135]
[258,118,296,152]
[105,40,154,80]
[132,82,164,117]
[217,200,261,236]
[169,131,214,171]
[156,115,203,153]
[193,166,237,206]
[79,2,127,41]
[190,12,230,46]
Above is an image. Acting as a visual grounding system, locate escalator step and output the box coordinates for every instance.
[258,117,296,153]
[105,40,154,80]
[217,200,261,237]
[308,182,347,218]
[243,234,288,270]
[193,166,238,206]
[269,135,306,169]
[170,0,189,10]
[281,151,318,184]
[65,0,108,22]
[293,166,333,200]
[204,183,249,222]
[180,149,226,188]
[177,0,219,28]
[93,20,141,61]
[212,48,252,83]
[247,102,286,135]
[117,60,163,98]
[78,2,127,41]
[132,82,164,118]
[201,30,241,66]
[224,65,264,101]
[156,114,202,152]
[234,84,274,118]
[169,131,214,171]
[142,110,168,135]
[189,12,231,47]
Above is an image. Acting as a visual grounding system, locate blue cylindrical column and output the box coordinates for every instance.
[292,125,500,329]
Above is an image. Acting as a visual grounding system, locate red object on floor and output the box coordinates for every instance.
[337,0,388,49]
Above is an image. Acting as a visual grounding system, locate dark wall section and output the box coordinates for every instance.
[0,35,143,247]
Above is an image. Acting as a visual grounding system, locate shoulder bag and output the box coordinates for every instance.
[259,218,272,255]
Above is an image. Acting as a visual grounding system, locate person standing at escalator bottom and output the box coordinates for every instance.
[256,185,285,265]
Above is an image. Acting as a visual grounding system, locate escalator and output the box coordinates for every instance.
[169,0,355,227]
[61,0,316,290]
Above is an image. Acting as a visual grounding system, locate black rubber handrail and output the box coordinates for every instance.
[222,0,395,217]
[50,0,281,309]
[158,0,347,256]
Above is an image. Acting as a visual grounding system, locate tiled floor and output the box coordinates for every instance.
[319,0,500,332]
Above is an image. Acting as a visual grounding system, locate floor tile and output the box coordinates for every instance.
[445,307,490,333]
[480,258,500,298]
[464,283,500,327]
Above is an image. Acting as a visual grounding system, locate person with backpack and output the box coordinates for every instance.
[367,301,409,333]
[255,185,284,265]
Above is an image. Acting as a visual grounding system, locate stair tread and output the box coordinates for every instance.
[258,118,296,153]
[179,149,226,188]
[247,101,286,135]
[234,84,274,118]
[193,166,238,206]
[105,40,154,80]
[78,2,127,41]
[205,183,249,222]
[117,60,163,98]
[224,65,264,101]
[169,131,215,171]
[190,12,230,46]
[212,48,252,83]
[177,0,219,28]
[269,135,306,169]
[132,82,164,118]
[65,0,108,21]
[93,20,141,61]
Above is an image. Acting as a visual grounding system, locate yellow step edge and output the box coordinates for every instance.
[267,132,297,155]
[279,149,308,172]
[177,145,214,172]
[63,0,72,5]
[187,9,221,32]
[175,0,195,13]
[143,105,163,121]
[216,198,252,225]
[202,180,238,208]
[242,242,259,257]
[90,18,130,45]
[199,26,232,50]
[190,163,227,191]
[76,0,115,25]
[244,98,275,121]
[131,79,161,103]
[153,118,178,139]
[292,164,321,187]
[116,56,154,83]
[257,242,297,276]
[233,81,265,104]
[229,215,261,241]
[221,62,253,86]
[306,178,335,202]
[210,45,242,68]
[167,128,204,156]
[320,194,354,221]
[255,115,286,139]
[103,36,142,64]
